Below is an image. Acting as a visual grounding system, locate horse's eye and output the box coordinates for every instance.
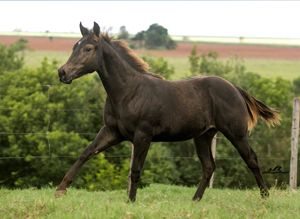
[85,47,92,52]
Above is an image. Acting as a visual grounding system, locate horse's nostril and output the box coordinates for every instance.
[58,69,66,79]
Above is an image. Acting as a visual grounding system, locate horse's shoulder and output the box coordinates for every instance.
[103,97,117,119]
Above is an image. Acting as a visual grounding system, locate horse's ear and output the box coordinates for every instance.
[93,22,100,38]
[80,22,89,36]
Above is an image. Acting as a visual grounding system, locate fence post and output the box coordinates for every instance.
[290,98,300,190]
[127,143,134,195]
[209,134,217,188]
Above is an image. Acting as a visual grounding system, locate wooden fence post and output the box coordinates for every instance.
[127,143,134,195]
[290,98,300,190]
[209,134,217,188]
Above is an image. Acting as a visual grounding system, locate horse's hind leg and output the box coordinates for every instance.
[193,128,218,201]
[223,133,269,197]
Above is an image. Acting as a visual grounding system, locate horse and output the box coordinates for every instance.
[56,22,280,202]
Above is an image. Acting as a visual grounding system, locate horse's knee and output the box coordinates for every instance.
[203,165,215,179]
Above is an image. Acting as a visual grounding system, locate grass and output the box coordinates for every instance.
[22,50,71,68]
[0,184,299,218]
[165,57,300,81]
[171,35,300,47]
[243,59,300,80]
[21,50,300,82]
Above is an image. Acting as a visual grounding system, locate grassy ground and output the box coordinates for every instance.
[165,57,300,81]
[171,36,300,47]
[0,184,298,219]
[22,50,300,82]
[243,59,300,80]
[23,50,71,69]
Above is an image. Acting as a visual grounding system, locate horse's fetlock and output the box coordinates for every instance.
[63,176,73,184]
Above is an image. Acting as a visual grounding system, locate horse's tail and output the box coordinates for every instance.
[235,85,281,132]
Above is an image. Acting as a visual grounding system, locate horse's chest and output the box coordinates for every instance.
[116,120,131,140]
[116,115,138,141]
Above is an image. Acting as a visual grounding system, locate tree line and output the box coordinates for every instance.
[117,23,177,50]
[0,40,299,191]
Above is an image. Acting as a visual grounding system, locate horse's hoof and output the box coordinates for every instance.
[55,189,67,198]
[127,197,136,203]
[260,189,269,198]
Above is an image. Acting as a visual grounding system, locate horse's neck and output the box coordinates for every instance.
[97,41,141,103]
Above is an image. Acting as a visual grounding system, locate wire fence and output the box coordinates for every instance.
[0,85,297,190]
[0,83,297,190]
[0,83,296,161]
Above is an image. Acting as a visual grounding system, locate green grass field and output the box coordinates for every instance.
[23,50,71,69]
[23,50,300,82]
[164,57,300,81]
[171,35,300,47]
[0,184,298,219]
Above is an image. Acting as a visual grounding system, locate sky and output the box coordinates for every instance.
[1,1,300,38]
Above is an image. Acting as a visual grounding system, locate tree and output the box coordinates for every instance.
[132,30,146,41]
[292,76,300,97]
[188,42,200,77]
[0,57,108,188]
[132,23,177,50]
[145,23,168,47]
[140,55,175,80]
[188,43,234,79]
[199,51,233,78]
[117,26,129,40]
[0,39,28,74]
[131,30,146,47]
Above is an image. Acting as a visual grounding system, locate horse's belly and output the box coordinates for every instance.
[152,120,211,142]
[152,133,198,142]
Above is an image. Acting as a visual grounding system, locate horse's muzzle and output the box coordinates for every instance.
[58,69,72,84]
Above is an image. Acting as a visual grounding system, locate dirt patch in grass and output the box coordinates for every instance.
[1,36,300,60]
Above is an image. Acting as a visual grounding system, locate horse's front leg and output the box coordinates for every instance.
[127,131,151,202]
[55,126,124,198]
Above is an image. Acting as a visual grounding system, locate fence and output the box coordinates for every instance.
[0,84,299,189]
[290,98,299,189]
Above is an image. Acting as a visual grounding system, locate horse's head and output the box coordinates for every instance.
[58,22,102,84]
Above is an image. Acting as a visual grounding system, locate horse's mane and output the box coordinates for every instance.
[100,32,165,80]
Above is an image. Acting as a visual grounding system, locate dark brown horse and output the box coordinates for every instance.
[56,22,280,202]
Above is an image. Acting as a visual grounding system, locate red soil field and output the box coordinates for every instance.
[1,36,300,60]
